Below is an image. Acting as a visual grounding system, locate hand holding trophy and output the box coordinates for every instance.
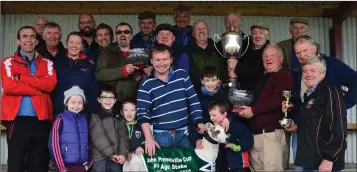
[279,90,292,127]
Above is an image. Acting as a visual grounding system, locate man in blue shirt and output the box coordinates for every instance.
[173,5,193,47]
[137,44,205,157]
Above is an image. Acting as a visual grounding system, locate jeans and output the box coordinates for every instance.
[92,159,122,172]
[153,130,192,148]
[292,132,303,171]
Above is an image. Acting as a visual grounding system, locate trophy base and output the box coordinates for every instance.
[232,106,244,113]
[279,118,291,127]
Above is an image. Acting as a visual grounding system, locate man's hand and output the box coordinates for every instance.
[227,57,238,71]
[135,147,144,155]
[126,153,132,161]
[111,155,119,163]
[239,106,253,119]
[116,155,126,164]
[283,120,297,132]
[143,66,153,75]
[197,123,206,134]
[196,139,204,149]
[145,138,160,157]
[126,64,139,75]
[13,75,19,80]
[221,118,230,132]
[319,159,333,172]
[225,143,233,149]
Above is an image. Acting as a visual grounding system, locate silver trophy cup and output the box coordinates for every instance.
[280,90,292,127]
[213,26,251,112]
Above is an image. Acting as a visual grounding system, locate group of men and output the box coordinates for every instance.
[1,4,357,172]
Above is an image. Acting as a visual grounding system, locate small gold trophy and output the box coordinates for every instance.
[279,90,292,127]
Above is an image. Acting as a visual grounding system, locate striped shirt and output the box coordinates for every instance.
[137,68,204,130]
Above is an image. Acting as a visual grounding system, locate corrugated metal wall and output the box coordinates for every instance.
[342,17,357,164]
[0,14,356,165]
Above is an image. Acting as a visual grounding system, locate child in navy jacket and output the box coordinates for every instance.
[197,99,253,172]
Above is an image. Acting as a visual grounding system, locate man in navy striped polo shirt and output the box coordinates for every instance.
[137,43,205,156]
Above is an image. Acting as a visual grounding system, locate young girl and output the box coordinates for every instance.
[120,98,145,158]
[49,86,93,172]
[89,84,129,172]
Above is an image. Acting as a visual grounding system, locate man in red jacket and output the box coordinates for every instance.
[1,26,57,172]
[238,44,294,171]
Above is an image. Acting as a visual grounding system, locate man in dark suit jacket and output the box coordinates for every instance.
[277,18,320,71]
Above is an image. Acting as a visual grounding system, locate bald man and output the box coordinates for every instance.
[78,13,100,59]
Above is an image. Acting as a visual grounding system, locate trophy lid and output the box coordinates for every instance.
[221,25,241,37]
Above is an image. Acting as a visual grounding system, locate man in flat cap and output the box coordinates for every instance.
[277,18,320,71]
[155,23,191,73]
[131,10,156,54]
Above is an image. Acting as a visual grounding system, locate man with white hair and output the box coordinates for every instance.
[285,35,357,171]
[283,55,347,172]
[238,44,294,171]
[36,22,65,62]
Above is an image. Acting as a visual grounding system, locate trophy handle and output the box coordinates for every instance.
[239,34,250,58]
[214,34,226,58]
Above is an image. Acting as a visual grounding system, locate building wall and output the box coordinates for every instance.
[0,14,356,164]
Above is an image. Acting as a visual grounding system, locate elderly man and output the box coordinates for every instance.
[173,5,193,47]
[227,23,270,91]
[1,26,57,172]
[277,18,320,71]
[188,20,228,93]
[96,22,152,101]
[155,23,190,72]
[78,13,99,59]
[36,22,65,62]
[283,55,347,172]
[286,35,357,171]
[33,16,48,48]
[238,44,294,171]
[131,10,156,54]
[136,44,205,157]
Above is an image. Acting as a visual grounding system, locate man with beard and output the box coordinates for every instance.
[173,5,193,47]
[94,23,114,63]
[96,22,152,101]
[227,24,269,91]
[131,11,156,54]
[36,22,65,63]
[155,23,190,73]
[277,18,320,71]
[78,13,99,60]
[188,20,228,93]
[33,16,48,48]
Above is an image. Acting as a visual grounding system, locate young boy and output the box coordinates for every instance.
[202,99,253,172]
[89,85,129,172]
[189,66,229,146]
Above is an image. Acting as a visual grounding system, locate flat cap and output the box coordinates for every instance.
[290,18,308,25]
[154,23,177,36]
[138,11,156,20]
[250,23,269,31]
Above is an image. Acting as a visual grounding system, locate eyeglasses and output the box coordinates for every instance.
[100,96,116,101]
[115,30,131,35]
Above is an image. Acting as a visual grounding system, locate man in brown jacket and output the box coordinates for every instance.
[277,18,320,71]
[95,22,152,100]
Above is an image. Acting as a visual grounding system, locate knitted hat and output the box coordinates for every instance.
[63,86,86,104]
[154,23,177,36]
